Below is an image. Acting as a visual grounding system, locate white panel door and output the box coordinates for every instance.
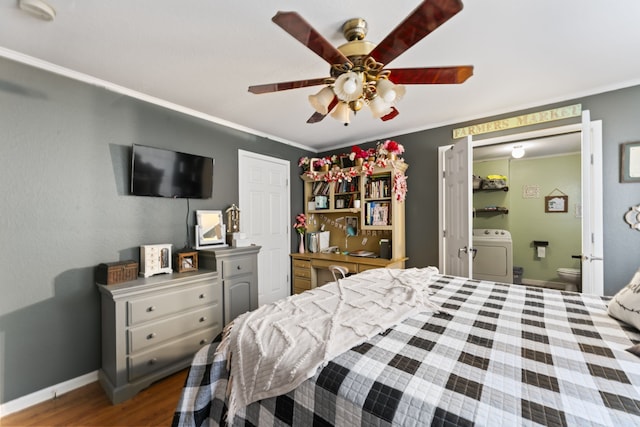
[442,137,473,277]
[581,112,604,295]
[238,150,290,305]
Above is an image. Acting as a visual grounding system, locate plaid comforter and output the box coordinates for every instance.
[173,274,640,426]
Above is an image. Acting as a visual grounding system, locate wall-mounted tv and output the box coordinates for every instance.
[130,144,213,199]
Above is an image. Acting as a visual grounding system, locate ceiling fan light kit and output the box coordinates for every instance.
[249,0,473,125]
[18,0,56,21]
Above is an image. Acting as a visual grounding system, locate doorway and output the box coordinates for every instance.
[438,114,603,295]
[473,133,581,289]
[238,150,291,305]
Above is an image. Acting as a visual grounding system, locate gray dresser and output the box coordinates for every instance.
[97,270,222,404]
[198,245,260,324]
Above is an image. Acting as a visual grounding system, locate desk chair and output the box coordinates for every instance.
[329,265,349,282]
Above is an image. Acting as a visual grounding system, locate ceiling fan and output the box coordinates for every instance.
[248,0,473,125]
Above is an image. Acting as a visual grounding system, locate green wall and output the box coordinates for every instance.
[473,154,581,283]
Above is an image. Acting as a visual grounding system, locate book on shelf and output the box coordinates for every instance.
[365,176,391,198]
[365,201,390,226]
[312,181,330,196]
[334,177,359,194]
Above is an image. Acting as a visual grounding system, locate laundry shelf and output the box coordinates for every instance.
[474,207,509,215]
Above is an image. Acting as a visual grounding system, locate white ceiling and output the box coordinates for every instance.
[1,1,640,153]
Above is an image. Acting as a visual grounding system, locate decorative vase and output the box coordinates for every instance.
[321,164,330,172]
[298,234,305,253]
[388,153,398,161]
[368,156,376,162]
[356,158,364,166]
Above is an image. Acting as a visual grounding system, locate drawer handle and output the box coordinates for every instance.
[148,358,157,365]
[237,265,242,270]
[147,306,156,312]
[147,333,156,340]
[199,316,206,322]
[199,339,207,345]
[199,294,205,299]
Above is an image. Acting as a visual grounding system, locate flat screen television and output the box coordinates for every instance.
[130,144,213,199]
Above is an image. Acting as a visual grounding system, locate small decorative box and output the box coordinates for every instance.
[96,260,139,285]
[140,244,172,278]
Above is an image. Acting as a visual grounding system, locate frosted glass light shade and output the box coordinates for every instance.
[308,87,335,115]
[334,72,363,102]
[330,102,351,125]
[376,78,405,103]
[369,95,392,119]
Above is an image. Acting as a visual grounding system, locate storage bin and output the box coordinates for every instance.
[481,178,507,189]
[472,175,483,190]
[513,266,523,285]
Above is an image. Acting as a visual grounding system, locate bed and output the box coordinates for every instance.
[172,268,640,426]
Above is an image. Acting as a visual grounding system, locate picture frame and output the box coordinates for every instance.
[545,195,568,213]
[620,141,640,183]
[339,155,355,168]
[175,250,198,273]
[345,216,359,236]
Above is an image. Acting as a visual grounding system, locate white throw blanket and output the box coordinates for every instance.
[220,267,440,425]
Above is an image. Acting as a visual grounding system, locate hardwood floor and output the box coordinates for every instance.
[1,369,189,427]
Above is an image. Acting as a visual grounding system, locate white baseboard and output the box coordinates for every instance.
[0,370,98,419]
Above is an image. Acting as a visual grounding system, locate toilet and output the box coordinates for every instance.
[557,267,581,291]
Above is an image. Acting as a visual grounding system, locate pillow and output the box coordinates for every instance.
[608,269,640,331]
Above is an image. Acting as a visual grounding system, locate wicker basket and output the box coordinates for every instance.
[96,260,138,285]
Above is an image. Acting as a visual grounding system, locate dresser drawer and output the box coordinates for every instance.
[128,326,218,381]
[293,277,311,293]
[294,267,311,279]
[128,305,221,353]
[292,259,311,269]
[128,283,220,326]
[222,256,253,279]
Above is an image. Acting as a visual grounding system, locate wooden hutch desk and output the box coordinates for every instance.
[291,252,407,294]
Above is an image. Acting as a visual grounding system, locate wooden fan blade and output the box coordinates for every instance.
[248,78,328,94]
[381,107,399,122]
[272,11,351,66]
[307,97,339,123]
[387,66,473,84]
[368,0,463,65]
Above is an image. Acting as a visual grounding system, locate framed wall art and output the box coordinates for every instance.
[620,141,640,183]
[545,195,568,213]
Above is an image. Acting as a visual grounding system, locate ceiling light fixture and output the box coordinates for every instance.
[307,19,406,126]
[18,0,56,21]
[511,145,525,159]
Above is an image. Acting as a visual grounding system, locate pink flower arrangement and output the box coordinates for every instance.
[312,157,330,169]
[298,156,310,169]
[350,145,369,160]
[293,213,307,235]
[382,139,404,155]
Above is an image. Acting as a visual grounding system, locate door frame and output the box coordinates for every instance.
[438,116,603,294]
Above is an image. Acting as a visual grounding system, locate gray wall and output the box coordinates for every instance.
[0,57,311,404]
[2,53,640,405]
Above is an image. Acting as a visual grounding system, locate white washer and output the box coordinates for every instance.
[472,229,513,283]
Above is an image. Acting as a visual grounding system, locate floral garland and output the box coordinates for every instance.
[300,140,407,202]
[393,171,408,202]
